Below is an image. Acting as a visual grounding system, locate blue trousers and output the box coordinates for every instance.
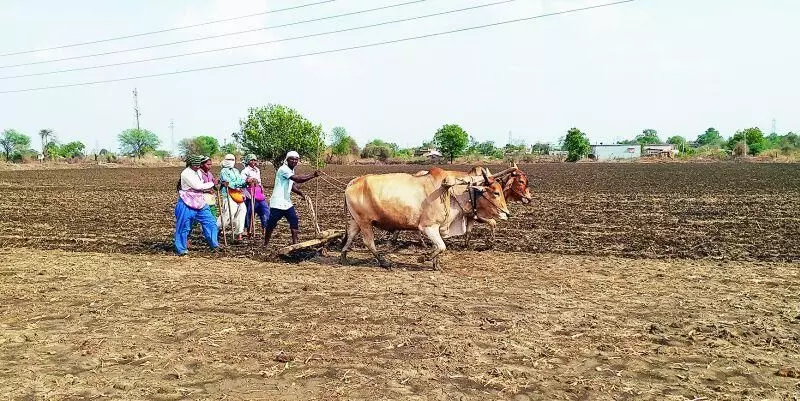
[174,199,219,254]
[244,198,269,231]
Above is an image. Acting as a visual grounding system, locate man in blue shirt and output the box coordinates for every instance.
[264,151,320,247]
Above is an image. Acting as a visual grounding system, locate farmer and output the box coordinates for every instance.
[198,156,217,218]
[174,154,220,256]
[241,154,269,237]
[218,153,248,241]
[263,151,320,247]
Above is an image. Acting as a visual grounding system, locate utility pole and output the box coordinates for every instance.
[169,119,175,155]
[133,88,141,130]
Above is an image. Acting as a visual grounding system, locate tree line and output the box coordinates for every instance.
[561,127,800,162]
[4,105,798,165]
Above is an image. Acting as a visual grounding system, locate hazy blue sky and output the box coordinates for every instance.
[0,0,797,154]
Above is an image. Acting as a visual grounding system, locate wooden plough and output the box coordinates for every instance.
[277,197,344,257]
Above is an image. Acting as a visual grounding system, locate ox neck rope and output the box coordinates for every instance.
[451,186,499,219]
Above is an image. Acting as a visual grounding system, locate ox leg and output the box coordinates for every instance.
[486,219,497,248]
[361,224,392,269]
[419,226,447,271]
[339,219,360,265]
[464,218,475,249]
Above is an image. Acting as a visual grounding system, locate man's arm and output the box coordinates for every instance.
[291,185,305,200]
[182,169,215,191]
[289,170,320,184]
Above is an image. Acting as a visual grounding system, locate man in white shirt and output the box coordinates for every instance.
[175,154,220,255]
[263,151,320,246]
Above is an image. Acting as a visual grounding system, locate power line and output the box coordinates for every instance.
[0,0,516,80]
[0,0,428,69]
[0,0,336,57]
[0,0,637,95]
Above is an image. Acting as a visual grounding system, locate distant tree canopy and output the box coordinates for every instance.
[118,128,160,158]
[220,142,239,156]
[563,127,590,162]
[38,129,54,155]
[235,104,325,170]
[179,135,220,158]
[531,142,552,155]
[667,135,689,153]
[433,124,469,163]
[696,127,725,147]
[0,129,32,162]
[727,127,767,156]
[58,141,86,158]
[330,126,359,156]
[361,139,397,162]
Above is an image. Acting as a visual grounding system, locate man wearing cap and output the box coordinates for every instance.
[263,151,320,246]
[174,154,220,256]
[218,154,247,240]
[241,154,269,238]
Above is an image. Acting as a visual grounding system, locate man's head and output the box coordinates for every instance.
[244,154,258,168]
[222,154,236,168]
[187,155,203,171]
[285,151,300,169]
[199,156,212,172]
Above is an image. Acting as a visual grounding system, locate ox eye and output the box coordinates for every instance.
[494,191,500,196]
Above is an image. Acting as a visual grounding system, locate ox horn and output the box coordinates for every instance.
[481,167,491,185]
[491,167,518,178]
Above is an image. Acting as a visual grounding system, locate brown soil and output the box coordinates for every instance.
[0,163,798,262]
[1,163,799,399]
[1,248,798,400]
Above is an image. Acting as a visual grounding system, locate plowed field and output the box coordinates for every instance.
[1,163,799,400]
[0,163,798,262]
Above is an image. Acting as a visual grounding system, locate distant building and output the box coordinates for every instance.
[589,144,640,161]
[643,144,677,157]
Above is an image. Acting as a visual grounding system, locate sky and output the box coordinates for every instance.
[0,0,798,154]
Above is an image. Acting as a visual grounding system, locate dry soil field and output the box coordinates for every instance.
[1,163,799,400]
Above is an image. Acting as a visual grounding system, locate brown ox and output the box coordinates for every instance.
[341,167,510,270]
[389,164,531,247]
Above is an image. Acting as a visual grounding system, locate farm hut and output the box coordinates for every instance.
[643,144,677,158]
[589,144,640,161]
[422,149,443,163]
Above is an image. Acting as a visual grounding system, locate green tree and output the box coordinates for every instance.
[666,135,689,153]
[727,127,767,155]
[696,127,724,147]
[474,140,497,156]
[235,104,325,170]
[38,129,54,157]
[433,124,469,163]
[361,139,396,162]
[636,129,661,145]
[179,135,220,157]
[0,129,32,161]
[58,141,86,158]
[118,128,160,158]
[330,126,359,156]
[563,127,590,162]
[44,141,60,160]
[220,142,239,155]
[531,142,551,155]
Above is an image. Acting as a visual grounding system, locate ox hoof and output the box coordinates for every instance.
[376,256,394,270]
[339,252,349,265]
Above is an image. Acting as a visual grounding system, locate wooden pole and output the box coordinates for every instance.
[250,183,256,238]
[216,187,227,247]
[227,189,235,244]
